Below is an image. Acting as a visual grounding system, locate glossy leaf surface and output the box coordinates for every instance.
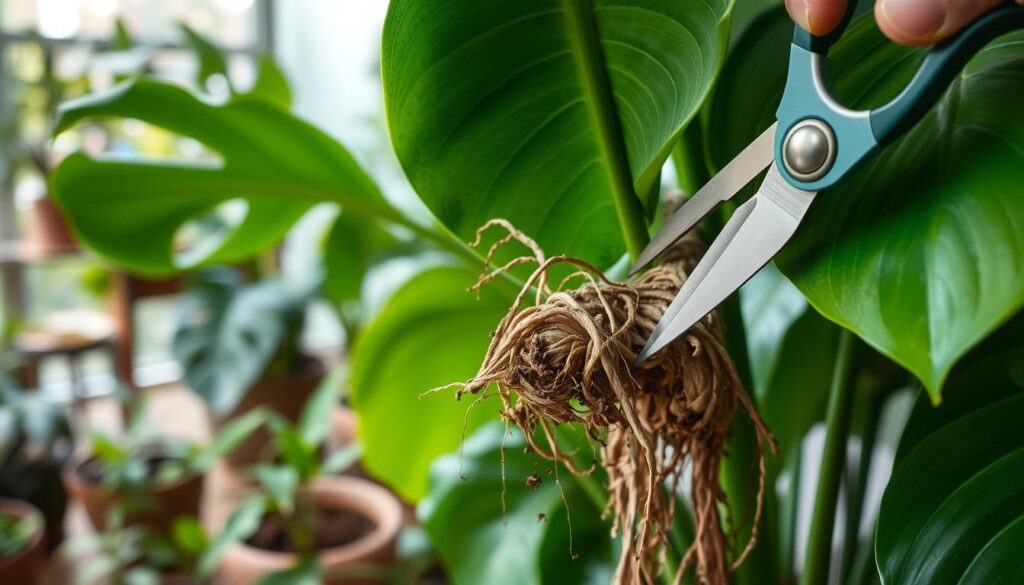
[349,266,513,501]
[383,0,732,266]
[876,317,1024,584]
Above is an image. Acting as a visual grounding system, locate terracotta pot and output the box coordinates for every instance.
[218,477,402,585]
[25,195,78,255]
[216,357,327,466]
[0,498,46,585]
[63,455,204,535]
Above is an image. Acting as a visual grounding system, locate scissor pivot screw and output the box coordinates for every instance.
[783,119,836,182]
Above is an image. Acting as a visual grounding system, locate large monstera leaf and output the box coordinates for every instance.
[382,0,732,267]
[706,12,1024,402]
[876,315,1024,584]
[50,80,387,275]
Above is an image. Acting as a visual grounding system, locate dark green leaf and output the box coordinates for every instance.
[199,493,267,577]
[322,211,394,306]
[876,318,1024,584]
[707,12,1024,401]
[350,266,513,501]
[419,423,611,585]
[51,80,387,275]
[741,265,839,456]
[382,0,733,268]
[173,274,304,414]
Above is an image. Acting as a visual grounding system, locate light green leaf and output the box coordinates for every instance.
[322,211,395,306]
[251,465,299,512]
[419,423,611,585]
[876,315,1024,584]
[50,79,387,275]
[322,443,362,475]
[200,493,267,577]
[247,57,293,109]
[706,12,1024,402]
[382,0,733,267]
[350,266,512,501]
[180,24,230,92]
[196,408,268,468]
[170,516,208,556]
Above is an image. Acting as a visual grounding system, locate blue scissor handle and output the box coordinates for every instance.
[775,0,1024,190]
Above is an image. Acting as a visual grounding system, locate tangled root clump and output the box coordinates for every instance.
[441,219,775,585]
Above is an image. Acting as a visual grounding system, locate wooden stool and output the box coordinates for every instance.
[14,310,119,432]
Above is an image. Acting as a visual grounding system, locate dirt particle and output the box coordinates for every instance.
[525,473,542,490]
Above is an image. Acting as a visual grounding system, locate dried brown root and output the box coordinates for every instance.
[444,219,776,585]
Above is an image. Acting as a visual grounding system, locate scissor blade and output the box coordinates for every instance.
[635,164,817,364]
[628,123,777,277]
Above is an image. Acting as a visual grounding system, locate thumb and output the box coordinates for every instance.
[876,0,1009,46]
[785,0,851,35]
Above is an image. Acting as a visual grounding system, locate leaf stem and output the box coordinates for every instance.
[562,0,650,261]
[800,330,858,585]
[779,447,802,585]
[839,388,884,582]
[672,119,711,198]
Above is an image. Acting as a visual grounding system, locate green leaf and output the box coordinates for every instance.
[195,408,267,469]
[706,12,1024,401]
[382,0,732,267]
[268,419,319,482]
[419,423,611,585]
[173,272,300,414]
[876,317,1024,584]
[256,558,321,585]
[50,79,387,275]
[322,211,394,306]
[250,465,299,512]
[200,493,267,577]
[350,265,513,501]
[247,57,293,109]
[741,265,839,457]
[297,367,340,446]
[170,516,208,556]
[321,443,362,475]
[180,24,231,93]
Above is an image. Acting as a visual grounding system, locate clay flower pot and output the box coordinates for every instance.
[25,195,78,255]
[218,476,402,585]
[0,498,45,585]
[216,357,326,466]
[63,455,204,535]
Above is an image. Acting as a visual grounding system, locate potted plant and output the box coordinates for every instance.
[64,396,265,535]
[173,267,331,464]
[209,378,401,584]
[0,369,74,550]
[0,498,45,584]
[66,512,219,585]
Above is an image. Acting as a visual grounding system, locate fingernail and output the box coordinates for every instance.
[785,0,812,32]
[880,0,947,40]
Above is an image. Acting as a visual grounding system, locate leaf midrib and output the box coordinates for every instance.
[561,0,649,259]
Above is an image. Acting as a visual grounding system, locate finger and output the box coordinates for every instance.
[786,0,851,34]
[876,0,1007,46]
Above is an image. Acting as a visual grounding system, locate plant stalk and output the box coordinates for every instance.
[779,446,802,585]
[672,119,711,198]
[839,389,884,582]
[799,330,858,585]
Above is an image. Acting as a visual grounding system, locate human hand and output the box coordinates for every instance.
[785,0,1024,46]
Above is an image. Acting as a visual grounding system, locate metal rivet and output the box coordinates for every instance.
[783,119,836,182]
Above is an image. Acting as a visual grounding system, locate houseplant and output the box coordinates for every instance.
[0,368,74,549]
[46,2,1024,584]
[0,498,45,584]
[65,395,264,535]
[208,379,401,584]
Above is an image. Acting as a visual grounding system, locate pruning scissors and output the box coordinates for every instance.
[632,0,1024,364]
